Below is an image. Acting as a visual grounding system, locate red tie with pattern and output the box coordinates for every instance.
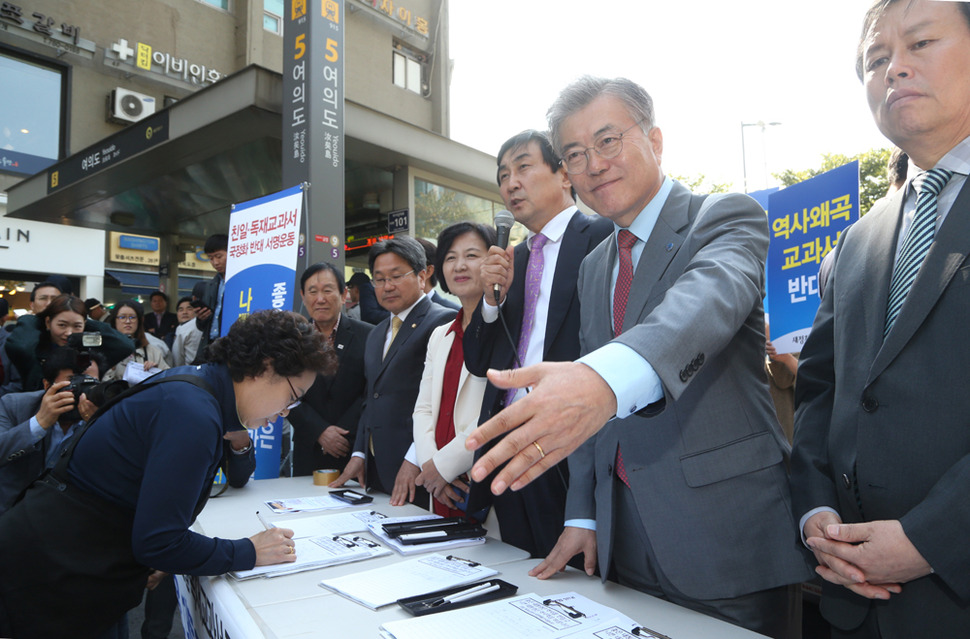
[613,229,637,487]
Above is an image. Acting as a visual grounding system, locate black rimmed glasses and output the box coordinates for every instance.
[284,377,304,411]
[560,119,646,174]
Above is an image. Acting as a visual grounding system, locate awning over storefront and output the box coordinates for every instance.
[5,65,498,244]
[105,270,208,297]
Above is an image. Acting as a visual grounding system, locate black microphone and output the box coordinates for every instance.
[493,210,515,303]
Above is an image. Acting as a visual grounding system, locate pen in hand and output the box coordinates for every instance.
[256,510,274,531]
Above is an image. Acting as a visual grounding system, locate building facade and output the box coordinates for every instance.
[0,0,501,312]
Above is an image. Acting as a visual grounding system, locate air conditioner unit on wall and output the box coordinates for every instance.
[107,88,156,124]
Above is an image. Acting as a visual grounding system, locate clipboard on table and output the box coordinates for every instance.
[381,517,486,545]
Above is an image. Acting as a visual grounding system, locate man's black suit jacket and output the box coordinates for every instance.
[463,210,613,556]
[353,296,456,492]
[289,315,372,476]
[144,311,178,340]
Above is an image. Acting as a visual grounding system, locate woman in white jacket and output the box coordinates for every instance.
[413,222,495,517]
[104,300,171,382]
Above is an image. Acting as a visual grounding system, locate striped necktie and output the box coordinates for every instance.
[884,168,954,337]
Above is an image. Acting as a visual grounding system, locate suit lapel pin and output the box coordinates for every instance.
[337,344,344,349]
[665,242,674,252]
[411,323,417,328]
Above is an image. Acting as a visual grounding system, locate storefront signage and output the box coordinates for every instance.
[105,37,224,87]
[0,2,97,57]
[354,0,429,39]
[109,231,161,266]
[47,111,169,193]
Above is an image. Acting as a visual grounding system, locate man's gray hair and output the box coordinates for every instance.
[546,76,656,152]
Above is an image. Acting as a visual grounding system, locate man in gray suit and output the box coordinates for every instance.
[466,77,811,638]
[0,348,99,514]
[791,1,970,636]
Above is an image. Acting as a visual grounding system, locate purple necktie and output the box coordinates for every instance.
[506,233,548,405]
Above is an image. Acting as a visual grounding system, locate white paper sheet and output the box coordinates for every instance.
[320,553,498,609]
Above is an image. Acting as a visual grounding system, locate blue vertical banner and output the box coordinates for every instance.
[766,162,859,353]
[224,184,305,479]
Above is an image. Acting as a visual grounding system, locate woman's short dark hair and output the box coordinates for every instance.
[39,295,87,324]
[300,262,345,295]
[113,300,147,347]
[434,222,497,294]
[207,310,337,382]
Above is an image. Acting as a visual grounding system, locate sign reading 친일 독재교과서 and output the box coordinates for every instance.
[223,184,304,479]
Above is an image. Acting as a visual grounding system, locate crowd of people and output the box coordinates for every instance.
[1,1,968,637]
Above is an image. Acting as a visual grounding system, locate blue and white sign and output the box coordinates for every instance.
[766,162,859,353]
[224,184,304,478]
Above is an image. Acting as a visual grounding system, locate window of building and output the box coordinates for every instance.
[0,49,66,177]
[392,42,425,95]
[264,0,283,34]
[414,178,510,242]
[196,0,230,10]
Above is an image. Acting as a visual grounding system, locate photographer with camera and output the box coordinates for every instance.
[0,347,107,515]
[4,295,134,392]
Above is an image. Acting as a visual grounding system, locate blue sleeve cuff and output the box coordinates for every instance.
[28,416,46,441]
[579,343,663,418]
[564,519,596,531]
[799,506,840,547]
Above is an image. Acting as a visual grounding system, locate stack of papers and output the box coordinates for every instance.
[264,494,356,513]
[368,515,486,555]
[379,591,669,639]
[320,553,498,609]
[282,510,388,538]
[230,534,390,580]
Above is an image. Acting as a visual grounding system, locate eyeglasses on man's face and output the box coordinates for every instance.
[560,119,646,175]
[373,270,415,288]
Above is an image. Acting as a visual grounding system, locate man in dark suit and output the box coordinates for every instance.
[193,233,228,363]
[466,78,810,639]
[332,237,455,505]
[289,263,371,476]
[791,2,970,636]
[463,129,612,557]
[143,290,179,347]
[0,348,100,514]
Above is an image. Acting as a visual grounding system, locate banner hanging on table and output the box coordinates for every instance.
[766,161,859,354]
[175,574,263,639]
[223,183,305,479]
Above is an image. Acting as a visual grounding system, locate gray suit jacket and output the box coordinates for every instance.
[792,181,970,635]
[569,182,811,600]
[0,390,56,514]
[353,296,456,492]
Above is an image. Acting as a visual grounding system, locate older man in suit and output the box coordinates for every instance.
[790,2,970,637]
[290,263,372,476]
[332,237,455,505]
[463,129,612,557]
[466,77,811,638]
